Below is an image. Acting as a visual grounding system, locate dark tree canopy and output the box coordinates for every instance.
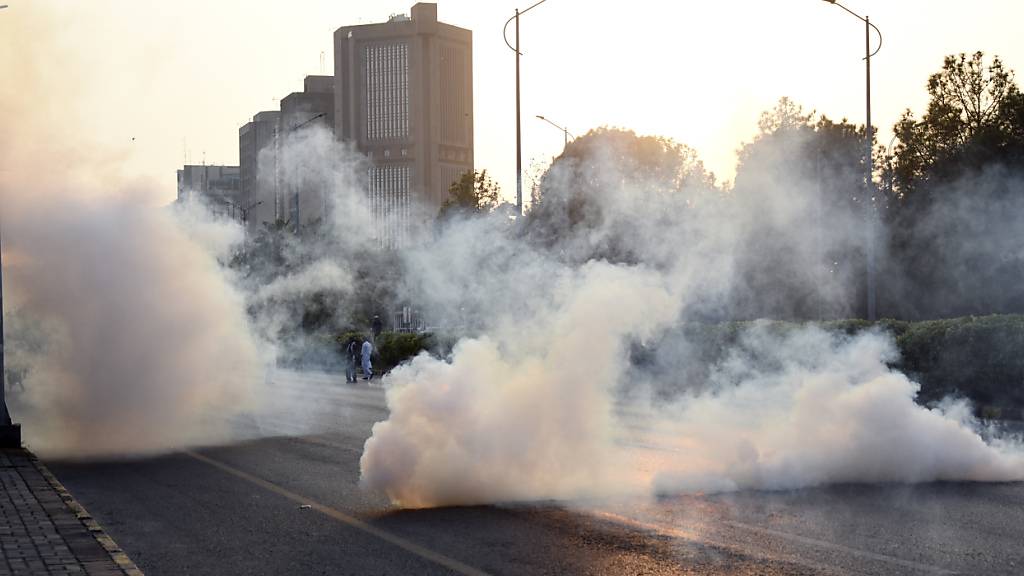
[892,52,1024,198]
[438,169,500,220]
[524,127,717,264]
[730,97,871,320]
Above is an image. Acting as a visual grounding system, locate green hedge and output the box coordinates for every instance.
[892,315,1024,415]
[638,315,1024,419]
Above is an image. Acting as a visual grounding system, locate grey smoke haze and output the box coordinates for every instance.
[2,192,266,457]
[3,1,1021,501]
[358,128,1024,508]
[881,164,1024,319]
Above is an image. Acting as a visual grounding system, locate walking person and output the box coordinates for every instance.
[371,315,383,342]
[361,338,374,381]
[345,337,359,383]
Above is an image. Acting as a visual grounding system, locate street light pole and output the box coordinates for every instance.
[821,0,882,321]
[284,113,326,233]
[0,2,22,448]
[536,115,573,148]
[225,200,264,244]
[504,0,550,216]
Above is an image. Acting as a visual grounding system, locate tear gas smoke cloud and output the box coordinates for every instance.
[358,131,1024,508]
[2,194,265,457]
[0,6,269,457]
[4,3,1022,499]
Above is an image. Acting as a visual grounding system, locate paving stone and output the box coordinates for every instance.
[0,449,143,576]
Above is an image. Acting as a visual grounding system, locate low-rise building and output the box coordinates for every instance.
[176,164,241,218]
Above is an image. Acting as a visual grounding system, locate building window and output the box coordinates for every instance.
[365,42,409,142]
[367,164,412,249]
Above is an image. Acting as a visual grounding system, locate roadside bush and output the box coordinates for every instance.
[634,315,1024,418]
[375,332,435,372]
[893,315,1024,414]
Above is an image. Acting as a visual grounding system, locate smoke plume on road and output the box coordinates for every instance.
[0,4,266,457]
[359,130,1024,508]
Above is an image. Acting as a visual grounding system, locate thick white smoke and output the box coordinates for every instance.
[3,194,266,457]
[0,3,269,457]
[643,326,1024,494]
[361,262,681,507]
[359,129,1024,508]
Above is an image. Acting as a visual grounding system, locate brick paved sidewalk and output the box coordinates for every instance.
[0,449,143,576]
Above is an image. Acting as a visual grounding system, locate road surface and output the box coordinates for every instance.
[47,369,1024,575]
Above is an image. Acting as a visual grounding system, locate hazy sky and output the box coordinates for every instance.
[2,1,1023,204]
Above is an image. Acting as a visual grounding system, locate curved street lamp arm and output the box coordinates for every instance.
[503,0,549,54]
[823,0,882,58]
[536,115,573,139]
[503,14,518,54]
[867,20,882,59]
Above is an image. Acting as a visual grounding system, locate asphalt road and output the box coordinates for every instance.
[46,369,1024,576]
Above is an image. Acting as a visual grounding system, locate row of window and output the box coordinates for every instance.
[365,43,410,141]
[368,164,412,249]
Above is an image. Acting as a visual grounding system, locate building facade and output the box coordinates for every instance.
[280,75,335,231]
[334,2,473,248]
[176,164,241,218]
[238,110,281,233]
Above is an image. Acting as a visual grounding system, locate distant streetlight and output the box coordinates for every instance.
[504,0,551,216]
[225,199,264,233]
[821,0,882,321]
[536,115,573,147]
[1,0,21,445]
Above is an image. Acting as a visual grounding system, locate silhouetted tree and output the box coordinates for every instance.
[891,52,1024,198]
[524,127,717,263]
[729,97,870,320]
[438,169,500,220]
[882,53,1024,319]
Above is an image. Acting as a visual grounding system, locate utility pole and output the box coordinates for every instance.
[0,1,22,448]
[864,15,876,321]
[821,0,881,320]
[504,0,551,215]
[515,8,522,215]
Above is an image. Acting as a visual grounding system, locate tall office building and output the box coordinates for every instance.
[334,2,473,248]
[239,110,281,232]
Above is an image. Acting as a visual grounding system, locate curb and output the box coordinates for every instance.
[27,450,146,576]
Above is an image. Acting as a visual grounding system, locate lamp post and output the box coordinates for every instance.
[821,0,882,321]
[282,112,326,233]
[536,115,573,148]
[225,199,264,238]
[504,0,551,216]
[0,2,22,448]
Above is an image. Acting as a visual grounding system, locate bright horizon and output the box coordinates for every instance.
[3,0,1024,205]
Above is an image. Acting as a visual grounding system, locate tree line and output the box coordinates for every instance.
[235,51,1024,353]
[451,51,1024,321]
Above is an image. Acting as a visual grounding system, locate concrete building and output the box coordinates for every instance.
[279,75,335,231]
[334,2,473,248]
[238,111,281,233]
[176,164,241,218]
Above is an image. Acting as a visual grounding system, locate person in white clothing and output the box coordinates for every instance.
[361,339,374,380]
